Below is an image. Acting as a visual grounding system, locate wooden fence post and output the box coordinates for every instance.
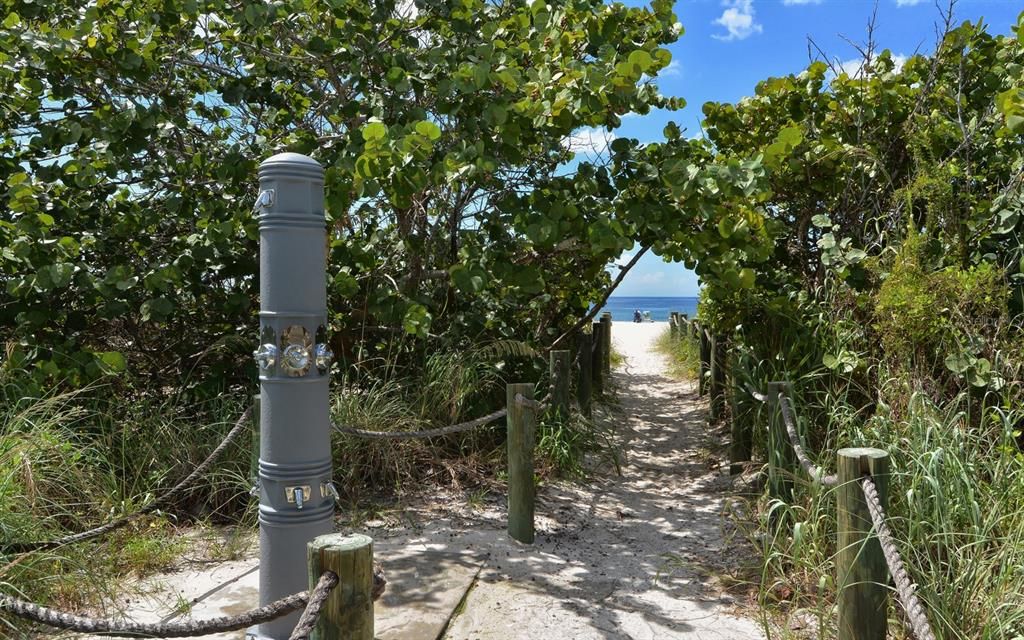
[308,533,374,640]
[679,314,688,341]
[728,361,751,475]
[766,381,796,501]
[577,332,592,418]
[591,322,604,395]
[506,382,536,544]
[669,312,679,339]
[550,349,570,420]
[600,312,612,376]
[837,448,890,640]
[698,325,710,397]
[709,334,726,420]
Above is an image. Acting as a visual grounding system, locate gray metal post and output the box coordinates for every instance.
[249,153,335,640]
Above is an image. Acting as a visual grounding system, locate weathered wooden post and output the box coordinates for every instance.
[600,312,612,375]
[550,349,570,420]
[709,333,726,420]
[577,332,593,418]
[251,153,336,639]
[506,382,536,543]
[728,371,751,475]
[307,533,374,640]
[766,381,796,501]
[837,448,890,640]
[591,322,604,395]
[669,312,679,339]
[698,325,710,396]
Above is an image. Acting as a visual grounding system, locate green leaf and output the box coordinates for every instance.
[244,4,263,26]
[627,50,654,74]
[98,351,127,373]
[402,303,432,337]
[993,209,1020,235]
[811,214,832,228]
[738,268,755,288]
[140,297,174,321]
[845,248,867,263]
[718,217,733,238]
[362,121,388,142]
[944,352,973,374]
[776,125,802,148]
[414,120,442,141]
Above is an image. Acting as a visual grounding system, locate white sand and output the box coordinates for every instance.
[94,321,766,640]
[439,320,765,639]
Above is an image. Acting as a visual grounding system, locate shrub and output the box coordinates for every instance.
[874,231,1008,385]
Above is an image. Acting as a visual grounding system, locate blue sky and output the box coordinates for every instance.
[601,0,1023,297]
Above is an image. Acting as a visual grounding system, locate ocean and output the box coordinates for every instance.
[596,296,698,322]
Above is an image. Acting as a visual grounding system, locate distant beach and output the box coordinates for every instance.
[596,296,698,322]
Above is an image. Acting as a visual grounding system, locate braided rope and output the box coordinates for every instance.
[514,393,548,412]
[3,406,253,554]
[744,383,768,403]
[0,572,321,637]
[287,571,339,640]
[332,407,507,440]
[861,475,938,640]
[332,387,556,440]
[777,394,838,486]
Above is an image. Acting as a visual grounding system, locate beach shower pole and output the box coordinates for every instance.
[250,153,336,639]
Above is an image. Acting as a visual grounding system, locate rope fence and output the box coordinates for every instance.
[329,393,556,441]
[748,381,936,640]
[743,382,767,403]
[2,317,610,638]
[777,394,838,486]
[287,570,340,640]
[0,574,321,637]
[332,407,508,440]
[861,475,938,640]
[3,405,253,555]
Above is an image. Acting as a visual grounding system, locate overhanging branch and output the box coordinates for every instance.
[548,245,650,351]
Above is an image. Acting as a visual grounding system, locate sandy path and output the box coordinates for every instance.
[436,321,765,639]
[91,322,765,640]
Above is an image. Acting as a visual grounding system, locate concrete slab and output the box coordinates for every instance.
[373,548,483,640]
[76,546,483,640]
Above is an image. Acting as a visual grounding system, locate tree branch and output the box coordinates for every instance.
[548,245,651,351]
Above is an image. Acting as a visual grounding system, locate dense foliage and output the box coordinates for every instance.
[696,16,1024,392]
[5,0,1024,636]
[687,13,1024,638]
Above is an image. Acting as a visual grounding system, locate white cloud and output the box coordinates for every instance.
[661,60,682,76]
[712,0,763,42]
[895,0,926,6]
[613,251,636,269]
[835,53,908,79]
[563,127,616,156]
[783,0,822,4]
[633,271,667,285]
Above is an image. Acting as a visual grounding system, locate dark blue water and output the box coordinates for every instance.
[596,296,698,322]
